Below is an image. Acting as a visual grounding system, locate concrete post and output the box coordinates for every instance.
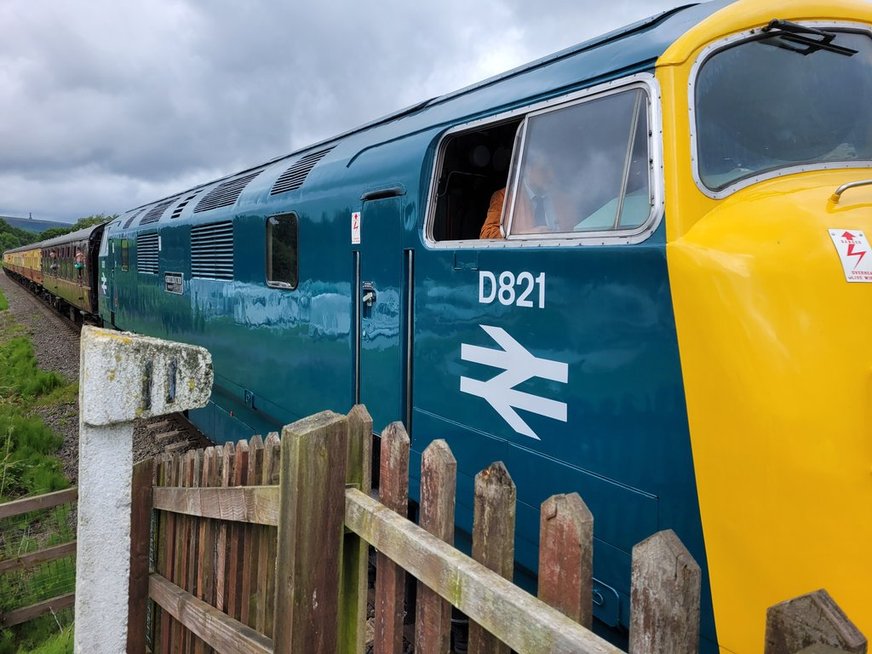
[74,327,212,654]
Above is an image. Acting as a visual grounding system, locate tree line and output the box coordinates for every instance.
[0,214,115,254]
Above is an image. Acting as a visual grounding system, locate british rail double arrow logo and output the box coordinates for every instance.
[460,325,568,440]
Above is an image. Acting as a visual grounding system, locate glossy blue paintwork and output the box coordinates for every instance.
[97,3,736,650]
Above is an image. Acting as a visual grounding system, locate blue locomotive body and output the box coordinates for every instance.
[7,0,866,650]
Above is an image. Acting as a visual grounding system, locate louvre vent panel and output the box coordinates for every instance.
[191,221,234,280]
[193,170,264,213]
[270,147,333,195]
[140,199,177,226]
[171,193,200,219]
[137,233,159,274]
[123,209,146,229]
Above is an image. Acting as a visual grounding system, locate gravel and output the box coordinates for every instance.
[0,270,211,486]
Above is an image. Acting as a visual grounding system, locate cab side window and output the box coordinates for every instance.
[427,80,658,244]
[505,87,652,237]
[266,213,298,289]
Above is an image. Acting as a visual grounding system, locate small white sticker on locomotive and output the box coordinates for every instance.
[829,229,872,282]
[351,212,361,245]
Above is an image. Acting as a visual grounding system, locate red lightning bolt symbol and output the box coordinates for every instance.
[846,242,866,269]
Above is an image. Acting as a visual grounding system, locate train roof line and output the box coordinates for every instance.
[117,2,711,219]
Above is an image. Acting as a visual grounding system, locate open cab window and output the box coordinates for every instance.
[266,213,298,289]
[426,76,662,247]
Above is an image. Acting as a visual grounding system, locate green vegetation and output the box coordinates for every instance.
[0,297,75,651]
[35,214,115,242]
[16,625,72,654]
[0,289,7,312]
[0,221,37,254]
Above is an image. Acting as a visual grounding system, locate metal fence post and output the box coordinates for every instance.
[74,327,212,654]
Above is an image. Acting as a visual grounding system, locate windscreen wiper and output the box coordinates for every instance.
[761,19,858,56]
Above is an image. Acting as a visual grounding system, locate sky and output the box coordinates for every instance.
[0,0,681,223]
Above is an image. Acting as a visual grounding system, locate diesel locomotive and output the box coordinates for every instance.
[5,0,872,650]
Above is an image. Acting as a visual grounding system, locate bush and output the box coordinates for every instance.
[0,289,7,312]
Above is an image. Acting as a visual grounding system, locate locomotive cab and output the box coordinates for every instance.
[660,5,872,651]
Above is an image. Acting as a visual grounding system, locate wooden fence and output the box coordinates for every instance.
[131,406,867,654]
[0,487,77,628]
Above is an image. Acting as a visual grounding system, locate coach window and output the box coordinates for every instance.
[266,213,298,289]
[121,239,129,272]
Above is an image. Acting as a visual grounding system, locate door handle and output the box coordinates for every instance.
[362,282,377,315]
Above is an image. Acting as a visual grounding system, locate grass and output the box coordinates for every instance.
[0,292,76,651]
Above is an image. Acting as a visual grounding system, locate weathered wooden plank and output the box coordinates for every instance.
[0,487,77,520]
[764,589,867,654]
[338,404,373,654]
[152,456,166,653]
[629,529,701,654]
[159,453,179,654]
[468,461,516,654]
[414,439,456,654]
[227,440,250,622]
[152,486,280,525]
[149,573,272,654]
[0,540,76,573]
[272,411,348,654]
[127,458,154,654]
[183,449,201,652]
[194,447,218,654]
[345,489,621,654]
[538,493,593,628]
[242,435,264,628]
[2,592,76,627]
[173,452,187,654]
[215,442,235,614]
[257,433,280,637]
[375,422,410,654]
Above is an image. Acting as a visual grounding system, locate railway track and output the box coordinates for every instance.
[0,269,213,460]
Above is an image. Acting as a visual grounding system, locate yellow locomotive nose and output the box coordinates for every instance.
[668,170,872,653]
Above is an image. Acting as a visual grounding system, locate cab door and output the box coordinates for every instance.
[98,231,116,326]
[355,193,408,432]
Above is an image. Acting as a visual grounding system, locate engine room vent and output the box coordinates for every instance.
[191,221,234,280]
[171,192,200,219]
[140,198,177,226]
[123,208,146,230]
[194,170,264,214]
[270,147,333,195]
[137,232,159,275]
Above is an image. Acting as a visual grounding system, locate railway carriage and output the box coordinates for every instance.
[4,0,872,650]
[3,224,106,318]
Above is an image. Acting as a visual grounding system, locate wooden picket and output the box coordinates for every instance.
[133,405,867,654]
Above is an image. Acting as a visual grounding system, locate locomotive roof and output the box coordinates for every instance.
[114,0,734,225]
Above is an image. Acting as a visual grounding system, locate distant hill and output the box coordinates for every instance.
[0,215,72,234]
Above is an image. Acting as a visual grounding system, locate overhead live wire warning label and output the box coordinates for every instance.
[829,229,872,283]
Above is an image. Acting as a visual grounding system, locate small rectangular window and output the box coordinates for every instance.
[266,213,298,289]
[121,240,129,272]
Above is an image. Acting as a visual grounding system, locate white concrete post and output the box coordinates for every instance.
[74,326,212,654]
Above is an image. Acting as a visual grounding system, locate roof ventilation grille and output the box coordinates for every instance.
[171,192,200,219]
[194,170,264,214]
[270,147,333,195]
[123,208,146,230]
[140,199,177,226]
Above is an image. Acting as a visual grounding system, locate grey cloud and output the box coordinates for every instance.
[0,0,678,221]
